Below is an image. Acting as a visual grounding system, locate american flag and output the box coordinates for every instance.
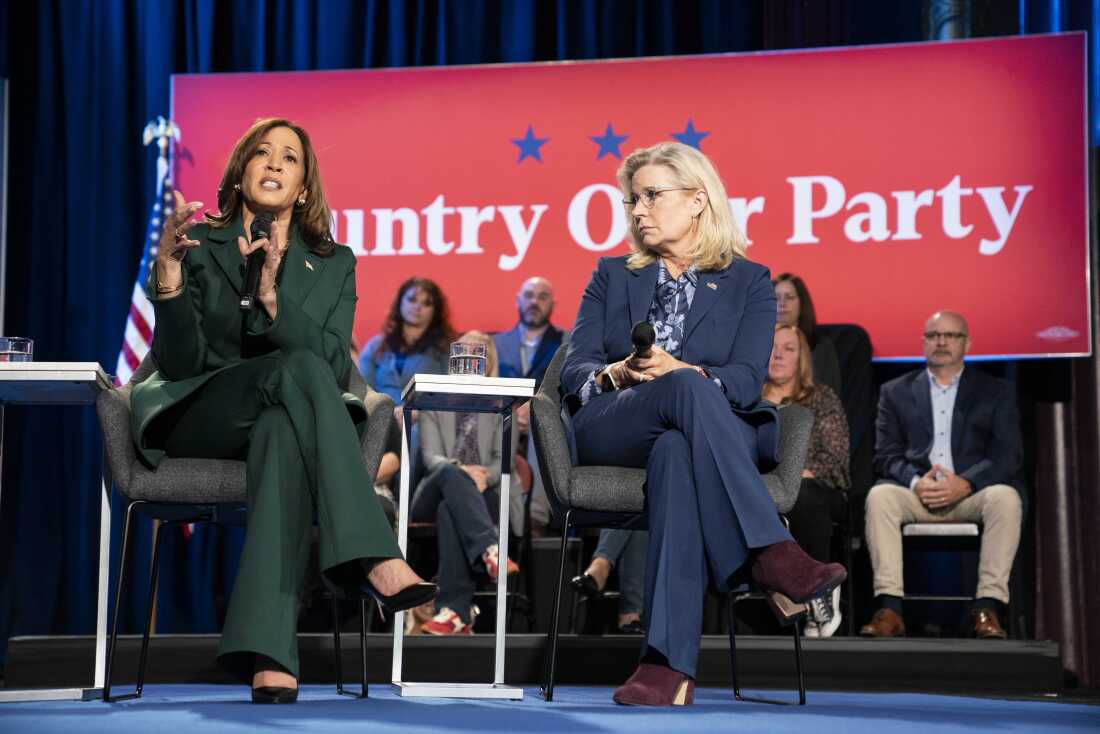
[115,138,173,385]
[116,120,195,539]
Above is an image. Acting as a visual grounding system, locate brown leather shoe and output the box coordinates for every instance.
[970,608,1008,639]
[859,608,906,637]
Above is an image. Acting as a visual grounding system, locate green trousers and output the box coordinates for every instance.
[160,348,401,681]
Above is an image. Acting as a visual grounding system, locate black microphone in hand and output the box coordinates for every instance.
[239,211,274,312]
[631,321,656,359]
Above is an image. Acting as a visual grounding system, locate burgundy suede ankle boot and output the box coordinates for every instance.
[613,662,695,706]
[750,540,847,604]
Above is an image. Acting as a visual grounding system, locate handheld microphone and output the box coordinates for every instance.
[631,321,656,359]
[239,211,274,311]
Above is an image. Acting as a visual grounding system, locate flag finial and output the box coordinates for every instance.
[142,116,181,155]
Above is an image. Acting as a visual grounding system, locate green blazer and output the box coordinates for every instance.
[130,216,365,467]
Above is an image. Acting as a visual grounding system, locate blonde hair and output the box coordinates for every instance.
[617,141,746,271]
[458,330,499,378]
[765,324,817,405]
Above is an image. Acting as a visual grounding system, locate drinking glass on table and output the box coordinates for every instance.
[448,341,486,376]
[0,337,33,362]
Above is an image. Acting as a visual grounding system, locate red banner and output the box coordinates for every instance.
[171,33,1089,359]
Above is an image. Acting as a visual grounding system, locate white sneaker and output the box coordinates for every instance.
[809,586,843,638]
[803,617,821,637]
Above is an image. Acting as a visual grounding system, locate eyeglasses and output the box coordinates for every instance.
[923,331,968,341]
[622,187,695,209]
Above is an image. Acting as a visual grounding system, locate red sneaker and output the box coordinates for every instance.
[482,545,519,581]
[420,607,478,636]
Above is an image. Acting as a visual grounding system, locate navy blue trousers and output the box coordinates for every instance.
[573,369,791,676]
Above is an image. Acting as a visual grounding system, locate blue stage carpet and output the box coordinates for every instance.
[0,685,1096,733]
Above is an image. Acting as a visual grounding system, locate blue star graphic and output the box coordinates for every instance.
[672,118,710,150]
[511,125,549,163]
[590,123,629,160]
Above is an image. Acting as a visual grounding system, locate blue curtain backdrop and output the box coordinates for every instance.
[0,0,1094,665]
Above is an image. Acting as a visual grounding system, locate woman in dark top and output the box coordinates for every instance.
[773,273,842,395]
[763,323,850,637]
[133,118,436,703]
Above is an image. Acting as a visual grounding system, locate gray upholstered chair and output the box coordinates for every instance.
[96,354,395,701]
[530,345,815,704]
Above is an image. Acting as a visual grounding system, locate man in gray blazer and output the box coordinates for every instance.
[492,277,569,534]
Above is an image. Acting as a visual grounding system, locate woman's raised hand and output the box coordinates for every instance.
[157,190,204,266]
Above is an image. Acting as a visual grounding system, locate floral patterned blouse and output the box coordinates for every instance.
[794,384,850,491]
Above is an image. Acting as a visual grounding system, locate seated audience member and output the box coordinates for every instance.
[762,324,850,637]
[570,529,648,634]
[413,331,523,635]
[861,311,1023,639]
[773,273,841,394]
[359,277,453,404]
[492,276,568,535]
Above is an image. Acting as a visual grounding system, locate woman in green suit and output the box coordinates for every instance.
[133,118,436,703]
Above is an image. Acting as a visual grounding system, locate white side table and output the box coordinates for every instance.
[392,373,535,699]
[0,362,113,702]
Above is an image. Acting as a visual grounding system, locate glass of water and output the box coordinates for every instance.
[449,341,487,376]
[0,337,33,362]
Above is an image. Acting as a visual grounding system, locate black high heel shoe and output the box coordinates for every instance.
[569,573,603,600]
[361,580,439,618]
[252,656,299,704]
[252,685,299,704]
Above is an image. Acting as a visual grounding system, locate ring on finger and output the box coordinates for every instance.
[174,227,185,242]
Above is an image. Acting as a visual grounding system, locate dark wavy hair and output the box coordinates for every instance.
[205,117,335,257]
[772,272,819,346]
[377,277,456,357]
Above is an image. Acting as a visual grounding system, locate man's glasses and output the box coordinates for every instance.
[923,331,967,341]
[622,187,695,209]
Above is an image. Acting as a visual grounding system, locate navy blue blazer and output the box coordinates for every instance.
[562,255,780,465]
[873,367,1024,498]
[493,323,568,388]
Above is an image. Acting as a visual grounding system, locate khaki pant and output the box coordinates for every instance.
[864,482,1022,603]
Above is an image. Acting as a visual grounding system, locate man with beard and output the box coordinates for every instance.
[493,277,568,534]
[861,310,1023,639]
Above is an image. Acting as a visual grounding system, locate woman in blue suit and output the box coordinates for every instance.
[563,142,846,706]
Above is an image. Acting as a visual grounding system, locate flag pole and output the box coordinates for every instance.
[141,116,180,637]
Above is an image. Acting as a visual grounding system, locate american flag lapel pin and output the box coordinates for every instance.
[706,282,717,290]
[305,259,314,271]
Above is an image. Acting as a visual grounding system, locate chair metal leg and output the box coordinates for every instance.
[104,500,143,703]
[135,520,165,696]
[844,523,855,636]
[792,616,807,705]
[728,593,741,700]
[728,591,808,706]
[540,510,571,702]
[359,597,369,698]
[332,595,344,695]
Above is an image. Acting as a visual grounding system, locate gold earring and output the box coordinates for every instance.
[296,197,306,207]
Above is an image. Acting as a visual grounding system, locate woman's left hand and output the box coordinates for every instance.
[237,220,288,319]
[629,345,692,380]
